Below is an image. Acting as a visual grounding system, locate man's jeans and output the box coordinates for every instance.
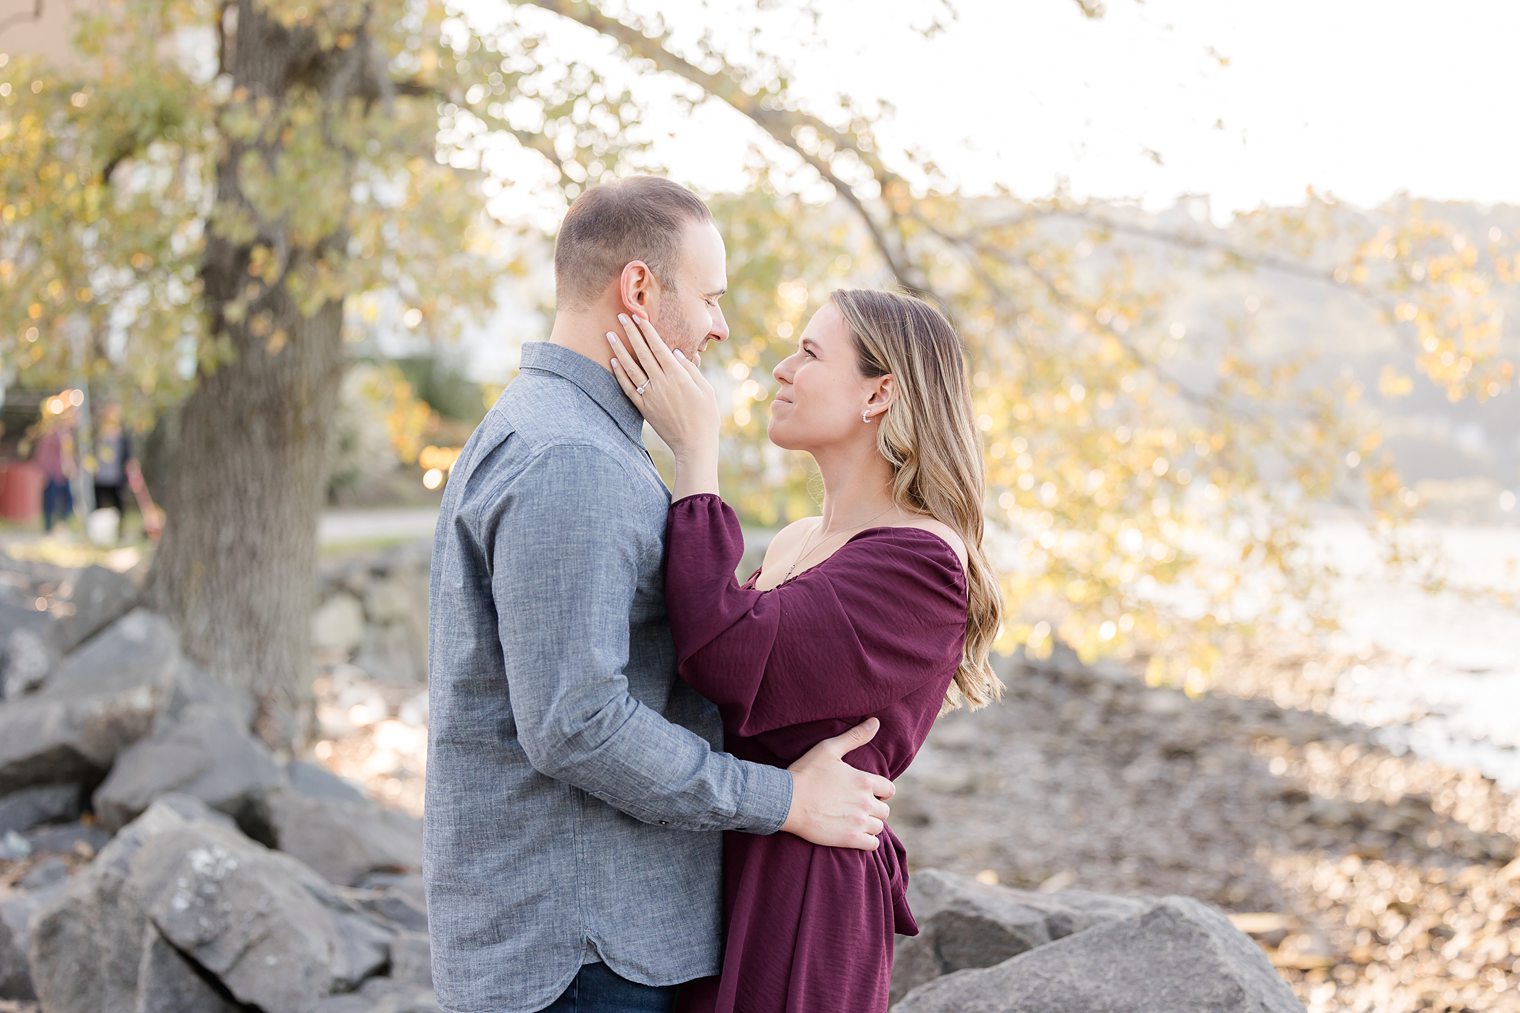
[540,961,678,1012]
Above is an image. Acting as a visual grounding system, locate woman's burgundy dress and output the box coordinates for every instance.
[664,494,968,1013]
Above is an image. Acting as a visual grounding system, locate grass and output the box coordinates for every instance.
[1,536,149,571]
[319,534,420,558]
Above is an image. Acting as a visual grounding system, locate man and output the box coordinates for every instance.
[425,177,895,1013]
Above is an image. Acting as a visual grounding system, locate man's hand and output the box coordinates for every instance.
[780,717,895,850]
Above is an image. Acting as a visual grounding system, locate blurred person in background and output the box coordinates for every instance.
[33,403,77,534]
[88,402,140,542]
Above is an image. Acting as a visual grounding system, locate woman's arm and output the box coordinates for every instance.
[664,493,967,737]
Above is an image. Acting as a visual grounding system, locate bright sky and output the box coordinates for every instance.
[491,0,1520,223]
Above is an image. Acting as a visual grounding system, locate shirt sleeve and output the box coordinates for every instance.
[663,493,968,738]
[476,445,792,834]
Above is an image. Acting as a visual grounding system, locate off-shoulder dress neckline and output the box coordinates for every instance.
[745,523,967,592]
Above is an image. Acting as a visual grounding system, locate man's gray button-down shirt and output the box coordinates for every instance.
[424,341,793,1013]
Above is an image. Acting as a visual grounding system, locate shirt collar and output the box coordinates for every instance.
[519,341,645,445]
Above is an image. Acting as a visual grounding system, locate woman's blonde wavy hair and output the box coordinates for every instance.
[831,288,1004,713]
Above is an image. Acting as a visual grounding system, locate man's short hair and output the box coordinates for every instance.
[553,177,714,310]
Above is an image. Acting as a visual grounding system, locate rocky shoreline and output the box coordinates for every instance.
[4,547,1515,1010]
[297,581,1519,1010]
[0,599,1300,1010]
[893,643,1519,1012]
[299,594,1519,1009]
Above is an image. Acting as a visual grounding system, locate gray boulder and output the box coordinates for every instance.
[387,931,433,988]
[30,795,396,1012]
[22,819,112,859]
[133,931,244,1013]
[892,870,1148,1004]
[0,565,141,701]
[1,872,69,1001]
[0,891,38,999]
[894,894,1304,1012]
[59,565,142,648]
[163,666,258,732]
[28,795,200,1011]
[262,787,422,886]
[353,872,428,933]
[0,609,184,793]
[354,621,426,684]
[313,592,366,658]
[0,832,26,861]
[314,976,442,1013]
[285,758,368,804]
[363,573,426,627]
[19,857,70,894]
[0,783,84,835]
[132,822,393,1008]
[92,705,284,832]
[0,603,59,700]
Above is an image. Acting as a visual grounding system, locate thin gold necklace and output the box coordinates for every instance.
[781,502,899,583]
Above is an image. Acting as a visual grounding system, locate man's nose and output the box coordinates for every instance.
[709,307,730,343]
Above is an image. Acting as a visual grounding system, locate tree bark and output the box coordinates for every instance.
[148,0,361,747]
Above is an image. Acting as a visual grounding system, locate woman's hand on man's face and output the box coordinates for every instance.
[607,312,721,462]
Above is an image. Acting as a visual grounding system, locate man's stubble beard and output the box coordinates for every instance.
[653,297,701,363]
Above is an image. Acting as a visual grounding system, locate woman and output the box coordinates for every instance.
[606,289,1003,1012]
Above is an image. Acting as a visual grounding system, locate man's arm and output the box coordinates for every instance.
[482,443,784,832]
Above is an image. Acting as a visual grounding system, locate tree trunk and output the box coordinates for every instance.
[148,302,343,748]
[148,0,362,747]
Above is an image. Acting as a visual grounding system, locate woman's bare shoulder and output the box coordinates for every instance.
[764,516,820,558]
[890,517,968,572]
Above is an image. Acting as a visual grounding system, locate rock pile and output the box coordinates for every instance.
[2,552,1324,1012]
[0,590,426,1012]
[314,542,431,686]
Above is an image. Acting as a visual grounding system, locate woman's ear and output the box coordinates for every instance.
[618,261,656,315]
[867,374,896,413]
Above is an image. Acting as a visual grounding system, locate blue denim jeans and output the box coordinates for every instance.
[41,478,73,532]
[539,961,679,1012]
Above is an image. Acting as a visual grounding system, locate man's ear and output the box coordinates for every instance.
[618,261,657,315]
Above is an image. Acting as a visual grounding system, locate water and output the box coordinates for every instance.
[1302,519,1520,790]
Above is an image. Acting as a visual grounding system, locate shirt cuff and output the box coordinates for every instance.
[733,761,792,835]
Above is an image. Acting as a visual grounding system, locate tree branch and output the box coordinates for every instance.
[946,204,1428,363]
[519,0,928,292]
[0,0,44,39]
[217,0,234,78]
[391,74,580,192]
